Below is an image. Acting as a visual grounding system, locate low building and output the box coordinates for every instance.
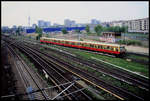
[100,32,121,43]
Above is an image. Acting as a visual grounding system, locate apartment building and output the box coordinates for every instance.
[126,17,149,33]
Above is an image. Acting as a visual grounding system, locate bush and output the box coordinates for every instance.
[80,38,83,41]
[118,40,142,46]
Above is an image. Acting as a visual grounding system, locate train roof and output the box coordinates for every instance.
[41,37,121,47]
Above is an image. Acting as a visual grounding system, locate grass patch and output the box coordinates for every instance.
[73,51,149,77]
[127,54,149,61]
[40,43,149,77]
[38,43,149,77]
[40,47,148,98]
[117,40,142,46]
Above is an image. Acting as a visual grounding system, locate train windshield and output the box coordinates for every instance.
[120,46,126,52]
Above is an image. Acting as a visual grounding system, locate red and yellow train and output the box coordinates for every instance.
[40,37,126,57]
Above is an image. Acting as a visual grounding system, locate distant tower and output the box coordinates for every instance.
[28,16,30,27]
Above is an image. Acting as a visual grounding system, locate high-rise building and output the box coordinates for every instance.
[64,19,71,27]
[38,20,51,28]
[12,25,17,29]
[71,20,76,26]
[32,24,37,28]
[44,21,51,27]
[64,19,76,27]
[38,20,45,28]
[53,23,60,27]
[91,19,100,25]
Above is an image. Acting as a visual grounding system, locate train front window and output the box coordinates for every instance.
[120,46,125,52]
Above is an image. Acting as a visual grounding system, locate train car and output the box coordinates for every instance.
[40,37,126,57]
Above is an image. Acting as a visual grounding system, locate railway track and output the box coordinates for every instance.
[9,36,149,65]
[52,44,149,65]
[20,38,149,90]
[4,37,148,100]
[8,38,147,100]
[5,37,149,89]
[5,39,92,100]
[6,43,48,100]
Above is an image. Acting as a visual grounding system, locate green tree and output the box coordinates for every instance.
[35,26,43,34]
[61,28,68,34]
[85,25,90,34]
[120,26,128,33]
[75,29,80,33]
[16,26,22,36]
[114,26,121,32]
[35,26,43,40]
[94,25,103,36]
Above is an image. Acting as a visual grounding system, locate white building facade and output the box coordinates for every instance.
[127,18,149,33]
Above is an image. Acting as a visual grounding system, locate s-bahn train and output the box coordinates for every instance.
[40,37,126,57]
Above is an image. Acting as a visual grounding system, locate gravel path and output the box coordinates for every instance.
[124,45,149,54]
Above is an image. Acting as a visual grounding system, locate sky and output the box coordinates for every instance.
[1,1,149,27]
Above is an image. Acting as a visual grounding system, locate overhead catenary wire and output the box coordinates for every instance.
[1,81,76,99]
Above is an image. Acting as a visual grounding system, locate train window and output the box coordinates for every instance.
[83,43,86,47]
[103,46,106,49]
[73,42,76,45]
[60,41,63,43]
[120,46,125,52]
[92,44,95,48]
[87,43,90,47]
[116,48,118,52]
[105,46,108,49]
[98,45,102,49]
[89,44,92,47]
[84,43,87,47]
[81,43,84,46]
[110,46,113,51]
[77,42,80,45]
[87,44,90,47]
[107,46,110,50]
[64,41,66,44]
[96,44,99,48]
[113,47,116,51]
[95,44,98,48]
[90,44,94,48]
[93,44,95,48]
